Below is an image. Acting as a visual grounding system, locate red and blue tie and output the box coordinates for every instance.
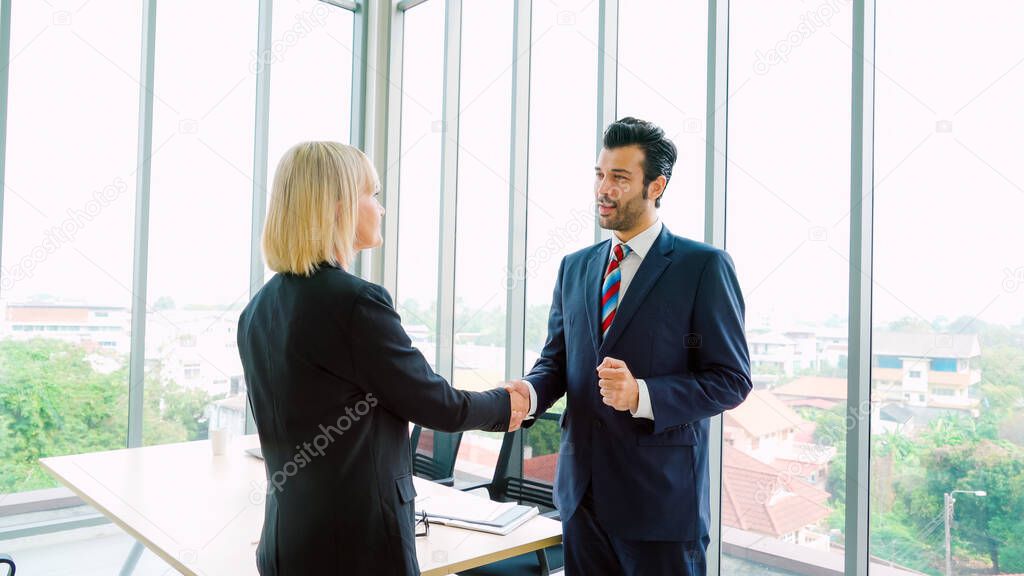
[601,243,632,340]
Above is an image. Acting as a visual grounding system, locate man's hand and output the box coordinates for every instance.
[502,380,531,431]
[597,357,639,413]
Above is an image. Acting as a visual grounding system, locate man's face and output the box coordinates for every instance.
[594,145,657,232]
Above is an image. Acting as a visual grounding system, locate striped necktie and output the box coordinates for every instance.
[601,243,632,340]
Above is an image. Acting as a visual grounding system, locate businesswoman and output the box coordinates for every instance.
[238,142,521,575]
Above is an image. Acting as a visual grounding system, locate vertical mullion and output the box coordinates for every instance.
[349,0,369,279]
[127,0,158,449]
[505,0,532,481]
[846,0,875,574]
[348,1,367,151]
[594,0,617,244]
[381,2,405,296]
[704,0,729,572]
[246,0,273,436]
[361,0,397,286]
[249,0,272,305]
[0,0,10,280]
[435,0,461,381]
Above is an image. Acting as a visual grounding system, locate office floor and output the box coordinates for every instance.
[2,523,177,576]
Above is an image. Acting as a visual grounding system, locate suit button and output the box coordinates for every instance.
[594,420,604,429]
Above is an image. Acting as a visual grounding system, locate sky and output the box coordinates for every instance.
[2,0,1023,334]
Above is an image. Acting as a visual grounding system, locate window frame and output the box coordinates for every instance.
[0,0,882,572]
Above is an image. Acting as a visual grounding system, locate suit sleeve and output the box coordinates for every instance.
[521,258,569,426]
[349,283,510,433]
[644,250,752,434]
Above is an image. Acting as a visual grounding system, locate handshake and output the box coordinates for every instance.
[498,357,639,432]
[500,380,532,432]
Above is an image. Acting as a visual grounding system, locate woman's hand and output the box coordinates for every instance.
[503,381,531,431]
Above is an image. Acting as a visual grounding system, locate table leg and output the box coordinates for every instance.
[119,541,145,576]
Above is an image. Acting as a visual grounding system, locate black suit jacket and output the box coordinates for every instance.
[237,263,510,575]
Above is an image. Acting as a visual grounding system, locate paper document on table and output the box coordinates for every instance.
[415,497,539,536]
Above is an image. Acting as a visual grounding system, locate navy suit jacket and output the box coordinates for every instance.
[523,225,751,542]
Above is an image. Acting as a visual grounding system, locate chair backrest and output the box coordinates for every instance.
[0,553,15,576]
[410,426,463,484]
[489,411,560,512]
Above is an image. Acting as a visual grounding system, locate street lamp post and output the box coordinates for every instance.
[944,489,987,576]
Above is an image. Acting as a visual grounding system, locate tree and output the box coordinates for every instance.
[0,338,214,494]
[886,317,934,334]
[152,296,176,311]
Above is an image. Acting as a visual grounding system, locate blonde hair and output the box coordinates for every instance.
[263,141,378,276]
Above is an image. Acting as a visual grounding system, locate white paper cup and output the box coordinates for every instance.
[210,427,231,456]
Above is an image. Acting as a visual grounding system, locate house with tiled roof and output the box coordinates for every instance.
[772,376,847,410]
[722,445,832,550]
[724,390,836,491]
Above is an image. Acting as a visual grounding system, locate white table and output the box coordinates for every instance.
[40,434,561,575]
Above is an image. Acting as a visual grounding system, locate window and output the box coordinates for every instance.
[523,0,599,378]
[877,355,902,369]
[452,0,513,393]
[870,3,1024,573]
[723,0,851,569]
[0,1,361,571]
[449,0,515,480]
[142,0,257,446]
[266,0,354,182]
[617,0,708,240]
[395,0,444,365]
[183,363,202,380]
[1,0,139,494]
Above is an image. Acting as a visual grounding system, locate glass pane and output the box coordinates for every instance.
[142,0,258,446]
[523,0,599,385]
[450,0,515,482]
[723,0,851,572]
[452,0,512,393]
[870,2,1024,574]
[617,0,708,241]
[395,0,445,367]
[266,0,353,175]
[523,414,561,490]
[1,0,139,493]
[264,1,355,283]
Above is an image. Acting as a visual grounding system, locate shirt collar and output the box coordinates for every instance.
[609,219,663,262]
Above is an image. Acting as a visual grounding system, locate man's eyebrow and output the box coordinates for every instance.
[594,167,633,175]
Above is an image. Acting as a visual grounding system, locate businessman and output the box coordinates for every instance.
[508,118,752,575]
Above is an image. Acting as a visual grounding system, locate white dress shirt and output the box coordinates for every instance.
[525,219,662,421]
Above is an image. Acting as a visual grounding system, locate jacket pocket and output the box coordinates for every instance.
[636,423,698,446]
[395,473,417,504]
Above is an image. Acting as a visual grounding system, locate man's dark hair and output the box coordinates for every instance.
[602,117,677,208]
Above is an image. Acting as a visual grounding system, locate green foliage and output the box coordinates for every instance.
[0,338,213,494]
[870,414,1024,573]
[526,418,561,457]
[886,316,935,333]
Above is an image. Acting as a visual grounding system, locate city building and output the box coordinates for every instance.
[2,302,130,356]
[871,332,981,412]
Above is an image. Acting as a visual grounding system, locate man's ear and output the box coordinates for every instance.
[648,176,667,203]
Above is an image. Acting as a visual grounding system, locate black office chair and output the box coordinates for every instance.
[0,553,15,575]
[460,411,564,576]
[409,426,464,487]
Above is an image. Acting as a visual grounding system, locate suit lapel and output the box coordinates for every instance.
[584,239,611,354]
[599,226,675,355]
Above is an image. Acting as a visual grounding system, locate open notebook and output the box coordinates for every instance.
[246,446,536,535]
[415,496,539,536]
